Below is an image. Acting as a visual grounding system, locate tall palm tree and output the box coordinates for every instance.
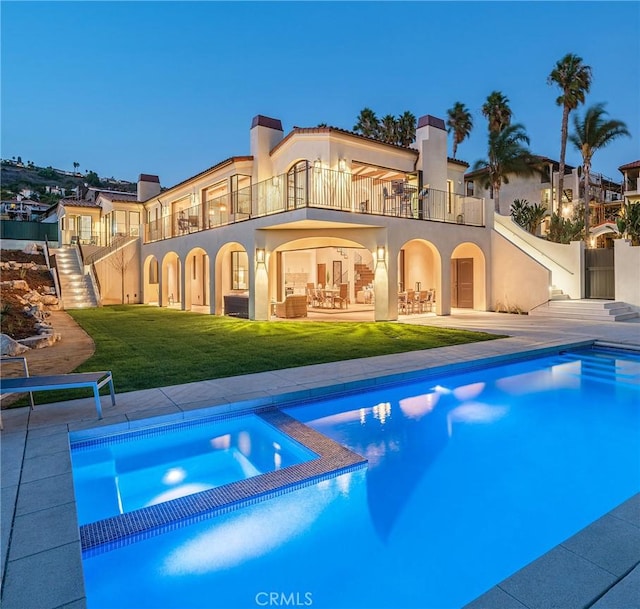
[397,111,416,147]
[548,53,592,212]
[568,103,630,242]
[473,123,537,213]
[446,102,473,158]
[73,161,80,174]
[379,114,398,144]
[353,107,380,139]
[481,91,512,134]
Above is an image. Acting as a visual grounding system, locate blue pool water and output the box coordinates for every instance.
[79,347,640,608]
[71,414,315,525]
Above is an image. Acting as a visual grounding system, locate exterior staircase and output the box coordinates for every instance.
[529,299,639,322]
[550,286,570,301]
[53,246,98,309]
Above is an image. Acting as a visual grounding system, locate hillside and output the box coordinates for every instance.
[1,161,136,205]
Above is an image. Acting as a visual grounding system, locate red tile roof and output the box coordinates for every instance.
[618,160,640,171]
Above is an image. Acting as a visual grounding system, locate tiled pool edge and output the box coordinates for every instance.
[79,410,366,556]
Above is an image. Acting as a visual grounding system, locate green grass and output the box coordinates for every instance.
[16,305,505,404]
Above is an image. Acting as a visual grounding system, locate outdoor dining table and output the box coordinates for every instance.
[322,288,340,308]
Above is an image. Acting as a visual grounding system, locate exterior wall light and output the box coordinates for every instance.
[338,158,347,172]
[256,248,266,264]
[314,159,322,174]
[377,246,386,262]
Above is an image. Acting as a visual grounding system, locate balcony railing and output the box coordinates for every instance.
[144,167,485,243]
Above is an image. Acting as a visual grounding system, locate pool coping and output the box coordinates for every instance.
[1,333,639,609]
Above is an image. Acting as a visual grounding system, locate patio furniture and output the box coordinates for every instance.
[0,370,116,419]
[275,295,307,318]
[224,294,249,318]
[332,283,349,309]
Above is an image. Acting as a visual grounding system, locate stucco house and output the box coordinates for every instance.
[46,113,638,318]
[135,113,504,321]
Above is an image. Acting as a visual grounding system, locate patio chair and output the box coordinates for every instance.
[275,295,308,318]
[332,283,349,309]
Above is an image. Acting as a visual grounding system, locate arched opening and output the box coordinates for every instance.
[397,239,442,314]
[185,247,210,312]
[271,236,374,317]
[214,242,249,316]
[450,242,487,310]
[161,252,181,307]
[143,255,160,305]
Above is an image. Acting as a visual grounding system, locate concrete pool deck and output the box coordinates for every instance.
[1,311,639,609]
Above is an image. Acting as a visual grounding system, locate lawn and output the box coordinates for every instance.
[64,305,503,394]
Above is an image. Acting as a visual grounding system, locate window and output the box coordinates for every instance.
[466,181,474,197]
[129,211,140,236]
[113,210,126,236]
[149,259,159,284]
[231,251,248,290]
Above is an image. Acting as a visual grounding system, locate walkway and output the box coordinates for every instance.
[1,312,639,609]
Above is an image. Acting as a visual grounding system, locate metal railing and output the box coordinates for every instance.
[144,167,485,243]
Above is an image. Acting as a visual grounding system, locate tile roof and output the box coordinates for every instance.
[59,199,101,208]
[447,157,469,167]
[618,160,640,171]
[270,126,419,157]
[96,192,139,203]
[145,156,254,201]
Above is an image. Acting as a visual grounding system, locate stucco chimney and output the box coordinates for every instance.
[137,174,161,202]
[250,115,284,183]
[415,115,447,192]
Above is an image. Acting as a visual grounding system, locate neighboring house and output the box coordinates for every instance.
[465,156,623,243]
[0,199,50,221]
[619,160,640,205]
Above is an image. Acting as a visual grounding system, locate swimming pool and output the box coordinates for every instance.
[78,346,640,608]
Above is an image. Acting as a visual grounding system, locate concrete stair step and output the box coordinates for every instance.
[529,299,638,322]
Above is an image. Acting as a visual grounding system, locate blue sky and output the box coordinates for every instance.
[2,1,638,188]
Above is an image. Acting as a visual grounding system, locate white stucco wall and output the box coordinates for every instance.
[94,241,141,305]
[491,231,550,313]
[493,213,583,298]
[614,239,640,310]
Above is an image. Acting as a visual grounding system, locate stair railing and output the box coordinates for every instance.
[43,235,61,299]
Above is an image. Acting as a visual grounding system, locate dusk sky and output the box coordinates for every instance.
[2,1,638,189]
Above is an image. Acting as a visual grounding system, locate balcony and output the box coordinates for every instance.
[144,167,485,243]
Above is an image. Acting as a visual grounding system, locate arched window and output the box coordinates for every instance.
[287,160,309,210]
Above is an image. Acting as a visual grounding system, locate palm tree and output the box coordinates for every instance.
[73,161,80,174]
[397,111,416,147]
[379,115,398,144]
[446,102,473,158]
[548,53,592,213]
[473,123,537,213]
[568,103,630,242]
[481,91,512,134]
[353,107,380,139]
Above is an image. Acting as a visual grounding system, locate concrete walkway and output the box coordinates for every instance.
[1,311,638,609]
